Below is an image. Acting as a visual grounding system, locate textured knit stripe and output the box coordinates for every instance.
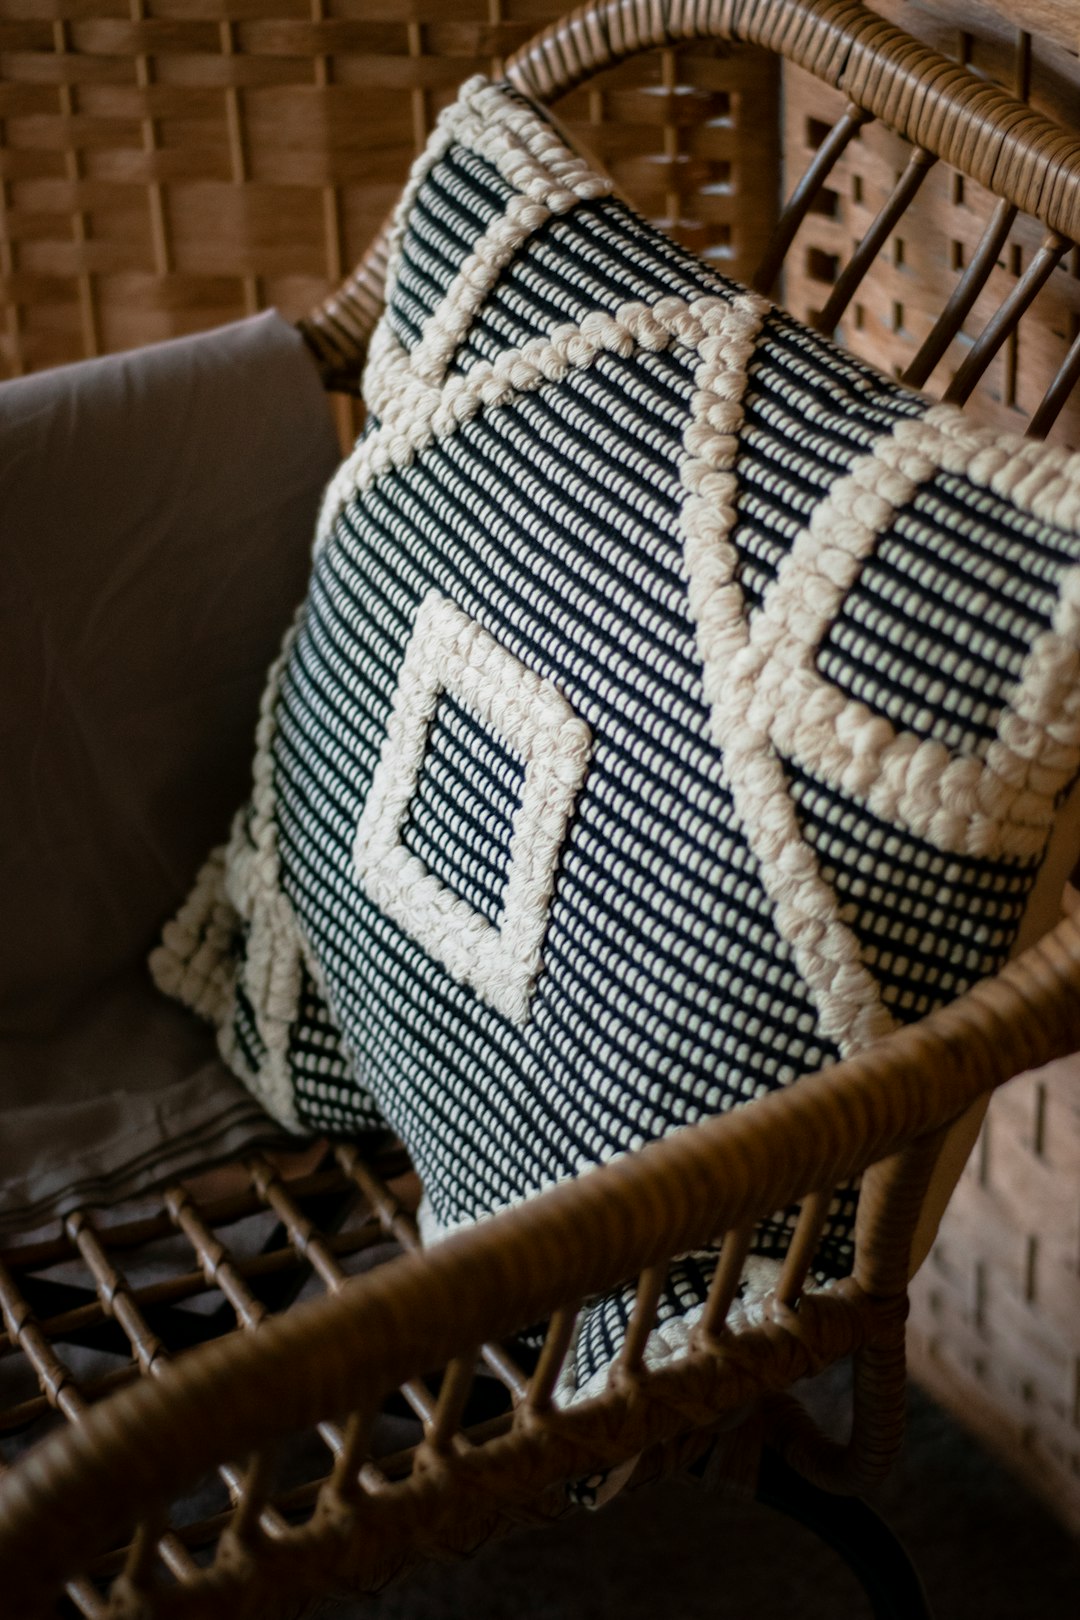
[387,147,518,352]
[786,761,1037,1021]
[401,693,525,925]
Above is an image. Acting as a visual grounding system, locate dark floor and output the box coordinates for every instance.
[326,1386,1080,1619]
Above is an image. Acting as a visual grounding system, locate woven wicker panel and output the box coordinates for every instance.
[780,8,1080,448]
[774,2,1080,1531]
[0,1139,534,1614]
[908,1053,1080,1536]
[0,1,775,379]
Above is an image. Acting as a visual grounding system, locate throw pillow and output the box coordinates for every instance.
[153,79,1080,1399]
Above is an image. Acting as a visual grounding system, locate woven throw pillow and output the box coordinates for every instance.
[155,78,1080,1399]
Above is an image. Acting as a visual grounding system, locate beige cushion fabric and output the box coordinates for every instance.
[0,312,338,1232]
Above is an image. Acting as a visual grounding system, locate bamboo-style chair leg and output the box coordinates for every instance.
[755,1449,935,1620]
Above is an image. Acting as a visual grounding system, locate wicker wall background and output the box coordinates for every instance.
[782,2,1080,449]
[2,0,1080,1537]
[0,2,774,378]
[909,1053,1080,1537]
[816,4,1080,1539]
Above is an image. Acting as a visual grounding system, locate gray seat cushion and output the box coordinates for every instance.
[0,312,340,1231]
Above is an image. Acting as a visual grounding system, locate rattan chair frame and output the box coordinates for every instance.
[3,3,1080,1617]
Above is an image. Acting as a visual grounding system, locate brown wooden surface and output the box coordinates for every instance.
[940,0,1079,52]
[908,1051,1080,1536]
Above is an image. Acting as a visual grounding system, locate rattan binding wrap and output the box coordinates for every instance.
[3,2,1080,1613]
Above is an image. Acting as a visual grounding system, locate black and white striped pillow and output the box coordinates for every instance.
[155,78,1080,1399]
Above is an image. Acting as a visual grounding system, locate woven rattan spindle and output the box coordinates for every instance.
[245,1154,351,1293]
[323,1406,383,1503]
[308,0,354,444]
[64,1212,167,1378]
[309,0,343,293]
[774,1189,831,1308]
[407,17,430,157]
[488,0,507,82]
[752,104,871,296]
[164,1181,347,1462]
[1028,323,1080,437]
[130,0,172,280]
[696,1220,755,1343]
[0,117,23,377]
[313,1405,387,1547]
[661,46,681,238]
[223,1446,279,1548]
[615,1263,667,1377]
[523,1305,581,1415]
[120,1505,169,1596]
[0,1261,87,1428]
[64,1209,292,1543]
[427,1352,481,1454]
[813,147,936,335]
[246,1153,441,1427]
[0,1258,198,1583]
[999,32,1034,416]
[165,1185,266,1331]
[943,227,1071,406]
[0,1341,137,1435]
[900,195,1018,388]
[218,18,259,317]
[334,1146,419,1249]
[334,1145,531,1402]
[52,18,99,359]
[901,24,1032,392]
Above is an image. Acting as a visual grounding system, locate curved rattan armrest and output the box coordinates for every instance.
[299,0,1080,388]
[3,912,1080,1613]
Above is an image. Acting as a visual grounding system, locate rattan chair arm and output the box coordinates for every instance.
[299,0,1080,386]
[3,912,1080,1609]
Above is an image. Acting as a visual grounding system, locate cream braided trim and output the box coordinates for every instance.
[150,846,237,1027]
[154,612,315,1133]
[354,593,592,1025]
[212,609,311,1131]
[379,74,612,364]
[679,290,898,1058]
[723,405,1080,862]
[318,294,752,544]
[153,610,350,1133]
[409,191,559,387]
[361,187,561,428]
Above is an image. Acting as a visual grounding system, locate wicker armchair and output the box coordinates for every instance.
[2,3,1080,1616]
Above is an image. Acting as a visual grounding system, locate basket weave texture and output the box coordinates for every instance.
[0,0,771,377]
